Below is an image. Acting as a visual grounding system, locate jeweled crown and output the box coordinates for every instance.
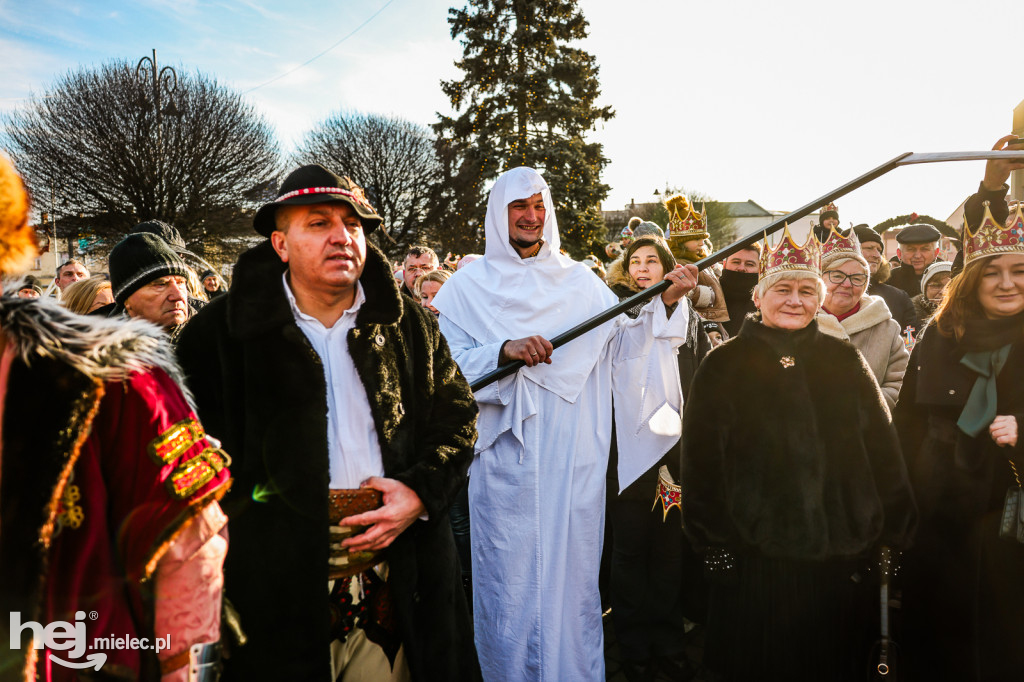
[964,201,1024,266]
[821,202,838,214]
[759,224,821,279]
[818,224,861,262]
[665,194,709,241]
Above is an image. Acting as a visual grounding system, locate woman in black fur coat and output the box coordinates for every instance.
[680,236,917,682]
[895,174,1024,681]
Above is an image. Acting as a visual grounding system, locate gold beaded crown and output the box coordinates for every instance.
[821,201,838,214]
[818,224,861,262]
[665,194,709,241]
[964,201,1024,266]
[759,224,821,280]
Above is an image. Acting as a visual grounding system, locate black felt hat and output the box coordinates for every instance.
[109,233,191,304]
[253,165,383,237]
[896,223,941,244]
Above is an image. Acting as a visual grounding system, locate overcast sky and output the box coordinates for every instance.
[2,0,1021,230]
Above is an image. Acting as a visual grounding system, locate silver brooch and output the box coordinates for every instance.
[780,356,795,368]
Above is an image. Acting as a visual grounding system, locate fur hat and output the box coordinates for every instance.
[254,164,383,237]
[0,154,36,275]
[109,233,192,304]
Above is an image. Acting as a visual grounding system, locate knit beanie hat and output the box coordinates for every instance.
[633,221,665,240]
[920,260,952,292]
[853,224,883,248]
[109,233,191,304]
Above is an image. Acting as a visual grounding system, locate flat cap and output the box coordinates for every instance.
[896,223,941,244]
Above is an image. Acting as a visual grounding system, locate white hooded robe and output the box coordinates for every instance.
[434,167,687,681]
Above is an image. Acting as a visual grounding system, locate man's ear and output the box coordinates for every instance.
[752,288,761,309]
[270,230,289,263]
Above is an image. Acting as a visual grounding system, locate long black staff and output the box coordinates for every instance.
[469,149,1024,391]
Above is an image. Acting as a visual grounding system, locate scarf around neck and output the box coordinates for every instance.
[955,311,1024,437]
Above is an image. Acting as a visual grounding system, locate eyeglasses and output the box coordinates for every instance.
[405,265,436,274]
[824,270,868,287]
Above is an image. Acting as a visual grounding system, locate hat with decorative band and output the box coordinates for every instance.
[253,164,383,237]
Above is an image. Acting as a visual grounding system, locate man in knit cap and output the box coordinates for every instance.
[108,232,194,339]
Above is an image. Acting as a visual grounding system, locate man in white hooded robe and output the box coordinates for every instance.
[434,167,697,681]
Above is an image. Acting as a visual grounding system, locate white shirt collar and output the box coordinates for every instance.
[281,271,365,330]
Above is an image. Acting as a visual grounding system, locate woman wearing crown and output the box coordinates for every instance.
[815,224,909,408]
[896,156,1024,681]
[679,227,917,681]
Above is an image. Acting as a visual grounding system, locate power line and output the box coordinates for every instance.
[242,0,398,94]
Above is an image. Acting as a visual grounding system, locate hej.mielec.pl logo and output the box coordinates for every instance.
[10,610,170,671]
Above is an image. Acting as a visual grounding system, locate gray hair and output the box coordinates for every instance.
[754,270,826,306]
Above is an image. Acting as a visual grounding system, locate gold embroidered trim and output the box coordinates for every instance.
[148,418,205,465]
[167,447,229,500]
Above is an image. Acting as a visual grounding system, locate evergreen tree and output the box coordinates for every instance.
[435,0,614,258]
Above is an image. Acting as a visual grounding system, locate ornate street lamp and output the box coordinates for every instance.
[135,49,180,216]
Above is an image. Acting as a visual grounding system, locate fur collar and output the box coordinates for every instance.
[0,288,189,401]
[817,295,892,340]
[874,259,892,284]
[604,256,638,294]
[227,240,403,339]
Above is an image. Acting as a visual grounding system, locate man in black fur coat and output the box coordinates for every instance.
[177,165,480,681]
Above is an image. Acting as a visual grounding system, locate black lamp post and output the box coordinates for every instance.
[135,49,180,217]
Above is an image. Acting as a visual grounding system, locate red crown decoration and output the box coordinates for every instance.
[818,224,861,262]
[821,202,838,214]
[665,195,709,241]
[759,224,821,279]
[964,201,1024,266]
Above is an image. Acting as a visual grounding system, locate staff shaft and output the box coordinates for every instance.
[468,149,1024,391]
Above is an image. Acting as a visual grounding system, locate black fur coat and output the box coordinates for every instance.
[176,241,480,681]
[680,317,917,561]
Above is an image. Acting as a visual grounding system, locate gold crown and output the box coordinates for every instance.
[759,224,821,279]
[821,202,838,214]
[964,201,1024,266]
[818,225,860,262]
[665,195,709,241]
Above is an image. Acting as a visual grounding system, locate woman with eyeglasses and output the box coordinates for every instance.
[817,247,909,408]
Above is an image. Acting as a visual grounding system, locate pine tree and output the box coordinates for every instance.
[435,0,614,258]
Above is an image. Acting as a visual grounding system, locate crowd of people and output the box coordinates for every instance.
[1,133,1023,682]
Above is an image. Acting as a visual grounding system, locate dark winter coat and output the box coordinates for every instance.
[176,241,480,682]
[895,324,1024,681]
[868,260,919,334]
[887,262,927,298]
[681,316,917,560]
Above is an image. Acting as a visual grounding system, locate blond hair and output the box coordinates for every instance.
[61,275,112,315]
[414,269,450,298]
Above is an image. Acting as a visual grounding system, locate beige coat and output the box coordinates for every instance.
[817,295,909,408]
